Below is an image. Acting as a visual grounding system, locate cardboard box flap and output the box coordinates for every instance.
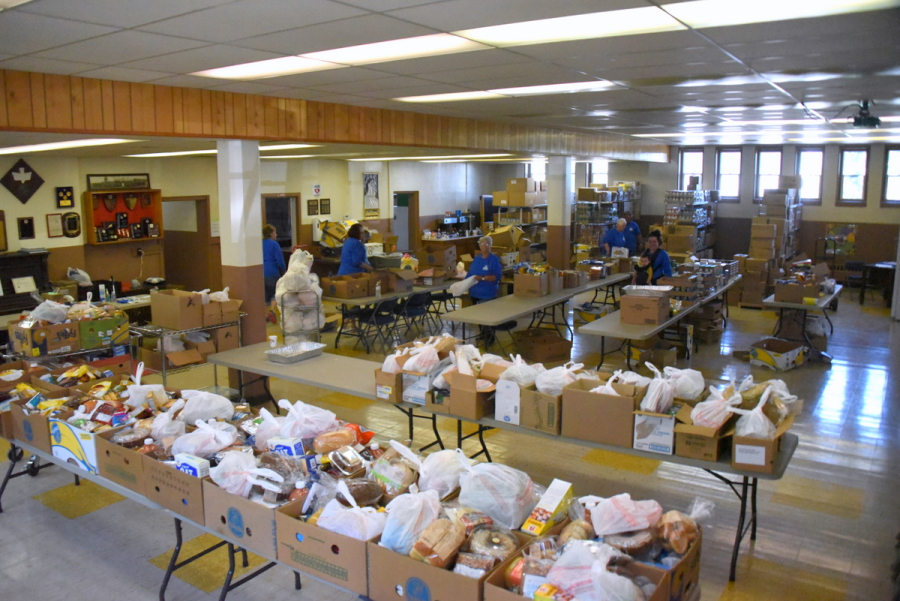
[166,348,205,366]
[673,404,735,437]
[390,268,419,281]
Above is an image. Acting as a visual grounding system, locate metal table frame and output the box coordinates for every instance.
[762,285,842,362]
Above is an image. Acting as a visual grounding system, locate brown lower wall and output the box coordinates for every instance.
[547,225,571,270]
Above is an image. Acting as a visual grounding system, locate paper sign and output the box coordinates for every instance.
[735,444,766,466]
[494,379,521,425]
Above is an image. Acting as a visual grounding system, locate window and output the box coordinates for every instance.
[754,148,782,200]
[589,160,609,187]
[838,147,868,205]
[715,148,741,201]
[529,158,547,182]
[882,147,900,206]
[796,148,824,205]
[678,148,703,190]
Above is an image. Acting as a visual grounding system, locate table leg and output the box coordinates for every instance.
[730,477,749,582]
[597,336,607,370]
[625,339,633,370]
[859,268,866,304]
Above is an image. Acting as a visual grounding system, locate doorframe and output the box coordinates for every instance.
[161,195,214,289]
[262,193,302,248]
[394,190,419,252]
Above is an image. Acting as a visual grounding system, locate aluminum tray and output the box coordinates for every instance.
[623,285,674,297]
[265,341,326,364]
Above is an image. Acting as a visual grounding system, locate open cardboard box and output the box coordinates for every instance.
[96,428,145,493]
[674,404,735,461]
[732,415,795,473]
[516,385,562,435]
[561,378,648,448]
[633,404,683,456]
[142,454,206,523]
[48,411,125,474]
[9,394,55,452]
[443,365,500,421]
[8,321,80,357]
[150,290,204,330]
[374,368,403,404]
[202,478,278,557]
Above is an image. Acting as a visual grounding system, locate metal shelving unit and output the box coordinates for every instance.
[279,288,322,344]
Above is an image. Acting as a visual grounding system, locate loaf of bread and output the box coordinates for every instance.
[559,519,593,544]
[408,519,466,568]
[654,510,698,554]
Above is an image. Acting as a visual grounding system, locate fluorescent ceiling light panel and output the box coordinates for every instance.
[125,149,217,157]
[0,0,33,8]
[665,0,899,28]
[396,91,502,103]
[260,144,317,151]
[260,155,316,159]
[194,56,339,80]
[304,34,488,65]
[348,153,512,162]
[0,138,135,155]
[457,7,684,47]
[492,81,617,96]
[723,119,820,126]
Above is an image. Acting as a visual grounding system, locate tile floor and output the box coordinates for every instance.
[1,291,899,601]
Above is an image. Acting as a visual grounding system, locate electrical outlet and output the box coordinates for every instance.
[136,248,144,257]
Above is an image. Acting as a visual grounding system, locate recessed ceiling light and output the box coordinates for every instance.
[304,34,488,65]
[124,149,217,157]
[665,0,898,28]
[260,155,316,159]
[0,0,34,9]
[348,153,512,161]
[194,56,340,80]
[260,144,318,151]
[395,91,502,103]
[492,81,618,96]
[0,138,136,155]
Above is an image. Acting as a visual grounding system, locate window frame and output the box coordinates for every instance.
[589,160,609,187]
[881,145,900,207]
[753,147,782,202]
[837,146,869,207]
[714,146,742,203]
[796,146,824,206]
[678,147,704,190]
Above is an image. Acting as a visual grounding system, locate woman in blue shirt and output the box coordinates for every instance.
[338,223,373,275]
[601,219,627,256]
[466,236,503,302]
[644,230,673,284]
[263,224,286,323]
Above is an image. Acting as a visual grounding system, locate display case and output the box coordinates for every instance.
[81,189,164,245]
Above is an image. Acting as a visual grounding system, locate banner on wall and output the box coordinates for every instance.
[825,223,857,256]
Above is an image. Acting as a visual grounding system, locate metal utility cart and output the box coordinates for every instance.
[279,287,322,344]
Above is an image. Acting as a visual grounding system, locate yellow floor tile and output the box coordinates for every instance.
[580,448,660,475]
[860,306,891,317]
[316,391,375,410]
[719,555,847,601]
[149,533,269,594]
[770,474,865,519]
[0,437,9,458]
[324,346,369,358]
[33,479,124,519]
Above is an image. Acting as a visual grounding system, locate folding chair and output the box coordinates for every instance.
[394,292,436,338]
[359,298,400,353]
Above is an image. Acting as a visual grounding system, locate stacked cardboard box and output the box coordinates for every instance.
[494,177,548,208]
[657,274,701,306]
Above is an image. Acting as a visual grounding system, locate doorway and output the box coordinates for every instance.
[161,196,217,291]
[262,193,301,251]
[393,191,419,252]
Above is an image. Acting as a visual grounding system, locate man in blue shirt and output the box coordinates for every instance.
[622,211,642,256]
[263,224,286,323]
[601,219,627,256]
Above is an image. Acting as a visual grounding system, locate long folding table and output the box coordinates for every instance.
[762,284,843,362]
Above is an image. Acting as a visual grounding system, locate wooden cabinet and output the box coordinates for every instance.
[0,250,50,316]
[82,189,164,245]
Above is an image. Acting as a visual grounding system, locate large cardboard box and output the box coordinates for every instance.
[10,397,52,451]
[142,455,206,523]
[202,479,277,557]
[276,501,372,596]
[8,321,80,356]
[0,359,47,386]
[321,275,369,299]
[749,338,804,371]
[759,203,789,217]
[139,346,205,373]
[492,190,508,206]
[212,325,240,352]
[620,295,669,325]
[517,387,562,435]
[773,280,819,304]
[490,225,523,248]
[674,404,734,461]
[511,329,572,364]
[96,428,145,493]
[514,272,549,297]
[374,368,402,404]
[380,269,417,293]
[401,356,453,405]
[150,290,204,330]
[665,234,697,253]
[561,378,646,448]
[417,244,457,267]
[745,258,771,272]
[507,191,536,207]
[750,223,777,238]
[48,414,121,474]
[732,415,795,474]
[507,177,535,192]
[577,187,599,200]
[444,369,497,421]
[78,315,130,349]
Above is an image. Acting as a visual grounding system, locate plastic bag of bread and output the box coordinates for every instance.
[653,497,711,555]
[257,452,307,500]
[369,441,420,502]
[277,399,338,439]
[586,493,663,536]
[466,525,519,561]
[209,450,284,498]
[391,443,469,500]
[601,529,659,561]
[253,407,284,452]
[409,518,466,567]
[444,505,493,536]
[690,385,741,429]
[178,389,234,423]
[519,536,561,595]
[639,363,675,413]
[548,541,644,601]
[317,480,387,541]
[728,386,777,439]
[452,552,498,579]
[457,450,536,529]
[171,419,238,458]
[313,426,357,454]
[379,489,442,555]
[336,479,383,507]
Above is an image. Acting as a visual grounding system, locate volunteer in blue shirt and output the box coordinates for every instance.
[601,218,627,256]
[263,224,286,323]
[622,211,643,256]
[467,236,503,303]
[338,223,373,275]
[645,230,673,284]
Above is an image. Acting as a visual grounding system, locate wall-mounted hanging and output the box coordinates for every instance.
[46,213,64,238]
[86,173,150,191]
[363,172,379,219]
[307,198,318,216]
[56,186,74,208]
[2,159,44,204]
[320,198,331,215]
[17,217,35,239]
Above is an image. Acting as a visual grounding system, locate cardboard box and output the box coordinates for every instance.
[633,407,679,455]
[139,347,205,373]
[561,378,646,448]
[211,325,240,352]
[577,187,599,200]
[417,244,457,267]
[507,191,536,207]
[521,478,573,535]
[773,280,820,304]
[514,272,549,297]
[202,479,277,557]
[401,356,453,405]
[78,315,130,350]
[444,369,496,421]
[383,269,417,292]
[150,290,204,330]
[674,404,734,461]
[749,338,805,371]
[751,223,777,238]
[745,258,771,272]
[96,428,145,492]
[142,455,206,523]
[759,204,789,217]
[424,389,452,415]
[507,177,535,192]
[748,246,776,260]
[374,368,403,404]
[10,397,52,451]
[184,339,218,358]
[732,415,795,473]
[276,501,372,596]
[511,329,572,364]
[48,414,119,474]
[321,275,369,299]
[490,225,523,248]
[492,190,508,206]
[494,379,526,426]
[8,321,80,356]
[517,387,562,435]
[665,234,697,253]
[0,360,47,386]
[620,295,669,325]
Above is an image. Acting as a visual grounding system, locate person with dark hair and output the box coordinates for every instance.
[263,223,286,323]
[338,223,373,275]
[632,253,652,285]
[644,230,672,284]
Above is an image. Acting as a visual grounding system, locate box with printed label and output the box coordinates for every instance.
[8,321,80,356]
[494,379,526,426]
[78,315,130,350]
[517,387,562,435]
[633,406,680,455]
[674,404,735,461]
[507,177,535,192]
[96,428,145,492]
[321,275,369,299]
[211,325,240,352]
[374,368,402,404]
[620,295,669,325]
[401,356,452,405]
[417,245,457,267]
[9,396,52,452]
[142,455,206,523]
[150,290,204,330]
[202,479,277,557]
[521,478,573,535]
[48,415,122,474]
[267,436,305,456]
[492,190,508,206]
[732,415,794,474]
[174,453,211,478]
[561,378,647,448]
[749,338,804,371]
[276,500,373,596]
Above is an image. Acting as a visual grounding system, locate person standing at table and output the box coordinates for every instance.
[602,218,627,257]
[263,224,286,324]
[644,230,673,284]
[338,223,374,275]
[622,211,643,256]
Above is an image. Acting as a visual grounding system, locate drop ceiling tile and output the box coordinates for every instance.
[144,74,224,89]
[700,9,900,45]
[366,48,529,76]
[423,62,587,86]
[278,91,375,105]
[0,56,101,75]
[137,0,368,43]
[234,14,439,55]
[208,81,294,94]
[509,30,702,62]
[34,30,208,64]
[339,0,447,10]
[261,66,398,88]
[0,11,117,55]
[17,0,234,28]
[558,47,730,72]
[306,75,437,94]
[120,45,279,73]
[355,82,480,99]
[76,66,176,83]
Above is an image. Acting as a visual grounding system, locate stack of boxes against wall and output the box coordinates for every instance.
[657,189,718,261]
[491,177,545,252]
[572,182,640,255]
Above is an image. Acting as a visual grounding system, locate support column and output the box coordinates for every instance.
[546,156,574,270]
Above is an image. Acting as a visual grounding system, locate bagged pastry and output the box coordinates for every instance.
[379,489,442,555]
[313,426,356,454]
[370,441,420,502]
[409,518,466,568]
[465,525,518,561]
[457,450,536,529]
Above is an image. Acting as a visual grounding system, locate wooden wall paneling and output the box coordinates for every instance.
[412,113,425,146]
[82,77,104,130]
[44,74,72,130]
[232,93,248,137]
[245,94,263,136]
[223,92,235,136]
[297,99,308,139]
[171,87,185,133]
[136,83,156,132]
[380,109,394,145]
[304,101,318,140]
[70,77,85,130]
[284,98,299,138]
[335,104,350,141]
[6,70,32,128]
[29,72,47,128]
[208,238,223,292]
[154,85,174,134]
[276,97,287,138]
[200,89,213,135]
[112,80,132,131]
[322,102,335,141]
[182,88,203,134]
[456,118,468,149]
[211,91,226,136]
[424,114,439,146]
[0,72,7,127]
[262,96,279,138]
[46,244,86,282]
[365,107,381,143]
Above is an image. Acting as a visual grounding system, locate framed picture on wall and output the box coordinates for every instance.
[363,173,379,209]
[46,213,64,238]
[17,217,35,240]
[307,198,318,216]
[319,198,331,215]
[87,173,150,191]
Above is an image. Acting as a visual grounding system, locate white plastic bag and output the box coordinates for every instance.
[663,366,705,400]
[67,266,92,287]
[618,370,651,388]
[639,363,675,413]
[382,347,410,374]
[590,549,646,601]
[156,336,185,353]
[589,379,620,396]
[449,276,478,297]
[380,489,442,554]
[151,400,186,440]
[171,420,238,458]
[184,331,211,344]
[253,407,285,451]
[124,361,167,408]
[432,365,457,390]
[278,399,337,439]
[209,287,230,302]
[178,390,235,423]
[535,362,583,396]
[30,300,69,324]
[392,442,468,500]
[584,493,663,536]
[317,480,387,541]
[402,345,439,374]
[209,450,284,498]
[457,450,536,529]
[729,386,777,439]
[499,355,542,386]
[690,385,741,429]
[548,541,638,601]
[193,288,211,304]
